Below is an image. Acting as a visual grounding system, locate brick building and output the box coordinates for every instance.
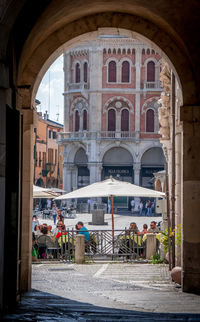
[34,111,63,188]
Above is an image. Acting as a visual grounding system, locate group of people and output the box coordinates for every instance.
[128,220,159,234]
[130,199,155,216]
[32,212,90,259]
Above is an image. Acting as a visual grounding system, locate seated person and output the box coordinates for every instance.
[37,226,48,258]
[76,221,90,253]
[54,220,64,237]
[34,224,42,238]
[129,222,139,233]
[47,225,54,239]
[76,221,90,242]
[139,224,149,234]
[149,221,159,233]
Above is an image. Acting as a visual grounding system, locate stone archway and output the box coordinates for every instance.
[1,1,200,312]
[17,12,200,298]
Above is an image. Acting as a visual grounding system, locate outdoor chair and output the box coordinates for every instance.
[37,235,60,259]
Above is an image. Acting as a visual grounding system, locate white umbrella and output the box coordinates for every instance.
[55,177,165,234]
[33,185,58,199]
[48,187,66,193]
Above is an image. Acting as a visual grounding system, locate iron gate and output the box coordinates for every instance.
[58,229,147,261]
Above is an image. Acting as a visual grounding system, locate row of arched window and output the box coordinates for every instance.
[74,108,155,132]
[102,47,157,55]
[108,60,155,83]
[75,110,88,131]
[75,62,88,83]
[74,59,156,84]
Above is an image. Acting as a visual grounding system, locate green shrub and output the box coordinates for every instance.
[150,254,163,264]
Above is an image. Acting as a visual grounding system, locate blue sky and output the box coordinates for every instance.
[36,55,64,124]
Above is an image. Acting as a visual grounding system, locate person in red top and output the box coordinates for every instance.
[55,223,66,239]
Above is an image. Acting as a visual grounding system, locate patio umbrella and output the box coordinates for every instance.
[48,187,66,194]
[55,177,165,234]
[33,185,59,199]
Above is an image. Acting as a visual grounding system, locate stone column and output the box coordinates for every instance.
[63,53,71,132]
[63,94,70,132]
[133,162,141,185]
[135,47,141,132]
[175,125,182,266]
[71,165,77,191]
[88,163,97,184]
[63,163,72,193]
[0,89,6,312]
[89,46,102,131]
[180,105,200,294]
[133,162,141,209]
[75,235,85,264]
[20,108,35,292]
[146,234,157,259]
[96,163,103,182]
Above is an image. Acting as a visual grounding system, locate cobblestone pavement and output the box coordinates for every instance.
[3,262,200,321]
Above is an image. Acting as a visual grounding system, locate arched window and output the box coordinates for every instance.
[75,110,80,131]
[121,109,129,131]
[147,61,155,82]
[108,109,116,131]
[121,61,130,82]
[83,62,88,83]
[108,61,116,82]
[146,109,154,132]
[75,63,80,83]
[83,110,87,130]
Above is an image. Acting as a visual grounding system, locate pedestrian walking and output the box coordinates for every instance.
[130,199,135,214]
[138,200,144,216]
[52,203,58,225]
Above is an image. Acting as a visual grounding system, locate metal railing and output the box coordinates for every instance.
[35,229,151,262]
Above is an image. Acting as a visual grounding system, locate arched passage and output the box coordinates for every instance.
[1,1,200,312]
[102,147,134,208]
[74,148,90,189]
[140,147,165,188]
[17,13,200,299]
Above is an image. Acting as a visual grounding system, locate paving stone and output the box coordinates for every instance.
[3,263,200,321]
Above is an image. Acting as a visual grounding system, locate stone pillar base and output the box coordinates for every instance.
[146,234,157,260]
[75,235,85,264]
[88,210,108,225]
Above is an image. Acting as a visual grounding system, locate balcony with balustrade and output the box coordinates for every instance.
[67,82,89,93]
[143,81,162,91]
[57,130,162,144]
[58,130,163,144]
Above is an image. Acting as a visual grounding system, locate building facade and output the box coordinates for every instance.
[59,36,165,208]
[34,111,63,188]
